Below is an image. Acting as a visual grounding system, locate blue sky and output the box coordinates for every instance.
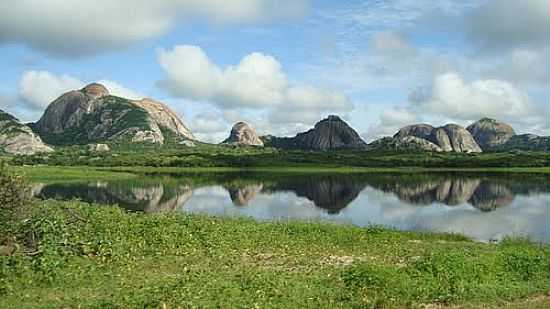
[1,0,549,142]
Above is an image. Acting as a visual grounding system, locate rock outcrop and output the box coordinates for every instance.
[88,143,110,152]
[392,123,482,153]
[222,122,264,146]
[264,115,367,151]
[467,118,516,150]
[0,110,53,155]
[34,83,194,145]
[367,136,444,152]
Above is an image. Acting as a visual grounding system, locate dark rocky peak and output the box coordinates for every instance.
[293,115,368,150]
[467,118,516,150]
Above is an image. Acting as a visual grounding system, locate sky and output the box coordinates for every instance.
[1,0,549,143]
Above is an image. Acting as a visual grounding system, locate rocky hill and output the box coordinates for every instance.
[467,118,516,150]
[33,83,194,145]
[263,115,367,151]
[222,122,264,146]
[496,134,550,151]
[0,110,53,155]
[391,123,482,153]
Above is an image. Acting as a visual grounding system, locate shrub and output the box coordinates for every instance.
[0,161,31,227]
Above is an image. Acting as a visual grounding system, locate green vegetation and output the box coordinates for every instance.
[1,199,549,308]
[10,143,550,168]
[12,166,137,183]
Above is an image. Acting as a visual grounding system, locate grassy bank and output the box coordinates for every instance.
[12,165,550,184]
[2,200,550,308]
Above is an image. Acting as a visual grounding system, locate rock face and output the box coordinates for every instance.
[467,118,516,150]
[265,115,367,151]
[88,143,110,152]
[392,123,482,153]
[34,83,194,145]
[222,122,264,146]
[0,110,53,155]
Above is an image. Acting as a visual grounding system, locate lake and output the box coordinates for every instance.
[32,172,550,243]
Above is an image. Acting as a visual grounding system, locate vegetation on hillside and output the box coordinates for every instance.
[9,143,550,168]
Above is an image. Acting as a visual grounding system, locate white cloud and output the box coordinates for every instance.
[17,70,144,113]
[158,45,353,134]
[483,48,550,86]
[364,107,418,141]
[368,72,550,140]
[96,80,143,100]
[467,0,550,50]
[187,110,229,143]
[412,73,540,123]
[0,0,309,56]
[18,71,83,109]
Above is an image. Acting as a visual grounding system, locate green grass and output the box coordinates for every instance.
[11,166,137,183]
[13,165,550,184]
[2,200,550,308]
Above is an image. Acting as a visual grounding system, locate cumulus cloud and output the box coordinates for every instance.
[95,80,143,100]
[483,48,550,86]
[158,46,287,107]
[187,110,230,143]
[158,45,353,134]
[411,73,540,123]
[0,0,309,56]
[17,70,144,114]
[19,71,83,109]
[467,0,550,50]
[364,107,418,141]
[367,72,548,140]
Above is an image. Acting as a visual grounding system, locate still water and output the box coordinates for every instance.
[32,172,550,243]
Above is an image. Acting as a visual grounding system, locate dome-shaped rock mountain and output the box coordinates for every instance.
[392,123,482,153]
[0,110,53,155]
[222,122,264,146]
[466,118,516,150]
[34,83,194,145]
[264,115,367,150]
[82,83,110,98]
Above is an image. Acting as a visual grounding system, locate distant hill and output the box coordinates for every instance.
[262,115,368,151]
[32,83,194,146]
[222,122,264,146]
[369,117,550,153]
[0,110,53,155]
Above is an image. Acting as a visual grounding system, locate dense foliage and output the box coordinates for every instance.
[0,162,30,222]
[9,143,550,168]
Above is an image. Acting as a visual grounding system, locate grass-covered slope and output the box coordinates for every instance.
[2,200,550,308]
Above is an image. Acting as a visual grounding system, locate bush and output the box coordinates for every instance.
[0,161,32,234]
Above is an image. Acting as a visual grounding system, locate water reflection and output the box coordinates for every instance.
[32,172,550,242]
[226,184,263,206]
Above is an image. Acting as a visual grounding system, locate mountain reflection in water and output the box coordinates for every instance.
[32,173,550,242]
